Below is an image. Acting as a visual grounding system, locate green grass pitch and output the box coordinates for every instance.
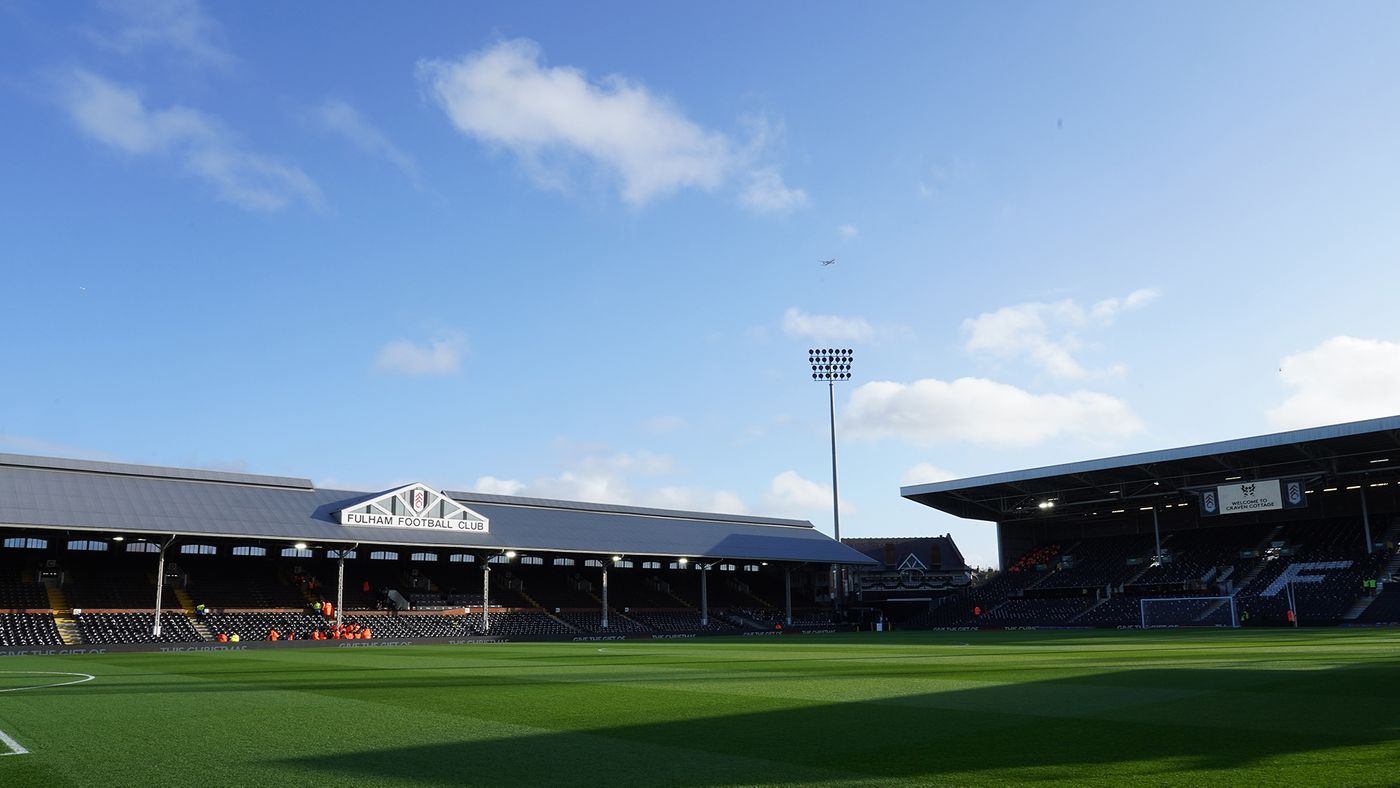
[1,629,1397,786]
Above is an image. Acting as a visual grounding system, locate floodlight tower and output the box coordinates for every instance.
[809,348,853,605]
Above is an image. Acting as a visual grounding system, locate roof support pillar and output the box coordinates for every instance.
[601,564,609,630]
[482,561,491,633]
[152,536,176,638]
[1360,487,1373,555]
[1152,507,1162,560]
[700,564,709,627]
[784,567,792,626]
[335,550,346,632]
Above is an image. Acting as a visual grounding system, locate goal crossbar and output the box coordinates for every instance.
[1139,595,1238,628]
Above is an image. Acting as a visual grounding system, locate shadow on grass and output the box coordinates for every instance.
[267,662,1400,785]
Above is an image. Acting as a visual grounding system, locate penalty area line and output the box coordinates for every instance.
[0,728,29,756]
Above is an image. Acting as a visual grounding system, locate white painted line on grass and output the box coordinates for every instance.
[0,729,29,756]
[0,671,96,693]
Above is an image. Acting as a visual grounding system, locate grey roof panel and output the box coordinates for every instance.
[902,414,1400,521]
[445,490,812,529]
[901,415,1400,499]
[0,453,312,490]
[0,457,875,565]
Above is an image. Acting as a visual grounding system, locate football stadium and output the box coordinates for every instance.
[1,417,1398,785]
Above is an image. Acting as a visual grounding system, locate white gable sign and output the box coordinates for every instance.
[896,554,928,571]
[337,484,489,533]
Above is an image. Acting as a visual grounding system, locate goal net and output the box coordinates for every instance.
[1139,596,1238,628]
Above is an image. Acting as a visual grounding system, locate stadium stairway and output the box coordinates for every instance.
[728,578,778,612]
[1343,538,1400,621]
[1118,558,1158,589]
[1023,544,1070,590]
[42,580,82,645]
[174,588,214,641]
[1067,596,1111,624]
[581,591,647,631]
[1191,527,1280,624]
[523,589,580,632]
[665,588,699,610]
[1229,525,1287,593]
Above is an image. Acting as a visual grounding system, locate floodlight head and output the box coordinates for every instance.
[504,550,517,559]
[809,348,855,382]
[294,542,308,550]
[677,557,688,565]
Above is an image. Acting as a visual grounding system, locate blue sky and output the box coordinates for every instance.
[4,1,1400,568]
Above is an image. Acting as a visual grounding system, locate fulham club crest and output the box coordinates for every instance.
[336,482,489,533]
[1202,490,1218,515]
[1285,480,1306,508]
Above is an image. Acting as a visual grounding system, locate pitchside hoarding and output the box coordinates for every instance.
[1199,478,1307,517]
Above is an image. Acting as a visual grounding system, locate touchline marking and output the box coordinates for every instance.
[0,729,29,756]
[0,671,96,693]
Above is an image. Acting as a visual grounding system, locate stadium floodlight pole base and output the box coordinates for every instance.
[1140,596,1239,629]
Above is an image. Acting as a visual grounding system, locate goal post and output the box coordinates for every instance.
[1139,596,1239,628]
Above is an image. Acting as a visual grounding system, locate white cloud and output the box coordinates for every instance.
[373,332,467,376]
[844,376,1143,447]
[574,450,673,477]
[419,39,728,205]
[94,0,232,68]
[739,167,808,215]
[472,475,526,496]
[782,307,873,342]
[1090,288,1159,322]
[838,224,859,239]
[1267,336,1400,429]
[475,450,745,514]
[0,433,124,462]
[963,288,1158,378]
[312,99,421,185]
[900,462,958,487]
[761,470,852,519]
[642,487,746,515]
[56,69,322,211]
[418,38,803,210]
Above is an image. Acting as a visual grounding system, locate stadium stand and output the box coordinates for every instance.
[624,610,740,633]
[0,570,49,610]
[892,515,1396,629]
[0,613,63,646]
[75,612,201,644]
[1354,588,1400,624]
